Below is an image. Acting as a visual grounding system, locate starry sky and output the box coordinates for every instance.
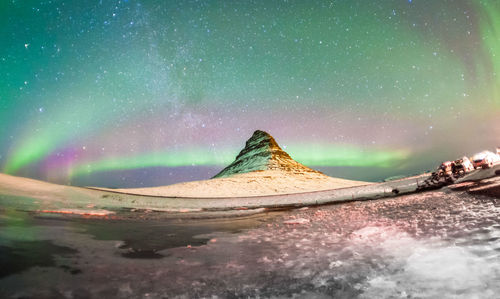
[1,0,499,187]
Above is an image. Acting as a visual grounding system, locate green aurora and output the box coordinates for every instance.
[69,145,410,178]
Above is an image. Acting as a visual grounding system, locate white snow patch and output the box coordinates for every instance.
[283,218,310,225]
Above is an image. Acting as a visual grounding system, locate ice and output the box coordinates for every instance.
[362,242,499,298]
[2,188,500,298]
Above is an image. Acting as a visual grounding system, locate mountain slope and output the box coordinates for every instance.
[214,130,322,178]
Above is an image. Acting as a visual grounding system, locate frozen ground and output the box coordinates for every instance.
[1,178,500,298]
[0,172,429,213]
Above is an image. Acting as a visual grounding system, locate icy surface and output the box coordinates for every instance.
[1,186,500,298]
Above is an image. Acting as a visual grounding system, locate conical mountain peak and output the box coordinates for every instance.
[213,130,322,178]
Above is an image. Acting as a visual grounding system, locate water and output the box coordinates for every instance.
[1,183,500,298]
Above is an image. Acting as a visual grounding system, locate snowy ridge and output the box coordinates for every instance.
[213,130,322,178]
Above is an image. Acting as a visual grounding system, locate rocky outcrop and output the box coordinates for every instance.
[213,130,323,178]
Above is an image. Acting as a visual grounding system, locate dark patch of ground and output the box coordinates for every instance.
[0,240,78,278]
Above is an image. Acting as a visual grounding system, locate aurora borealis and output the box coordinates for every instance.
[1,0,499,187]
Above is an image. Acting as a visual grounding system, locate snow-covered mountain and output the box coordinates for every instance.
[213,130,323,178]
[93,130,368,197]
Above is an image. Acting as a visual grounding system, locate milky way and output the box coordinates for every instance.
[1,0,499,187]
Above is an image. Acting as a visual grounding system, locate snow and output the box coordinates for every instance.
[456,164,500,183]
[102,170,369,197]
[2,179,500,297]
[283,218,310,224]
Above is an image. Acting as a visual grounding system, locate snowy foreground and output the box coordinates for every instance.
[0,172,426,215]
[1,177,500,298]
[1,164,498,215]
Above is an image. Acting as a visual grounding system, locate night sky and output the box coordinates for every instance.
[1,0,499,187]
